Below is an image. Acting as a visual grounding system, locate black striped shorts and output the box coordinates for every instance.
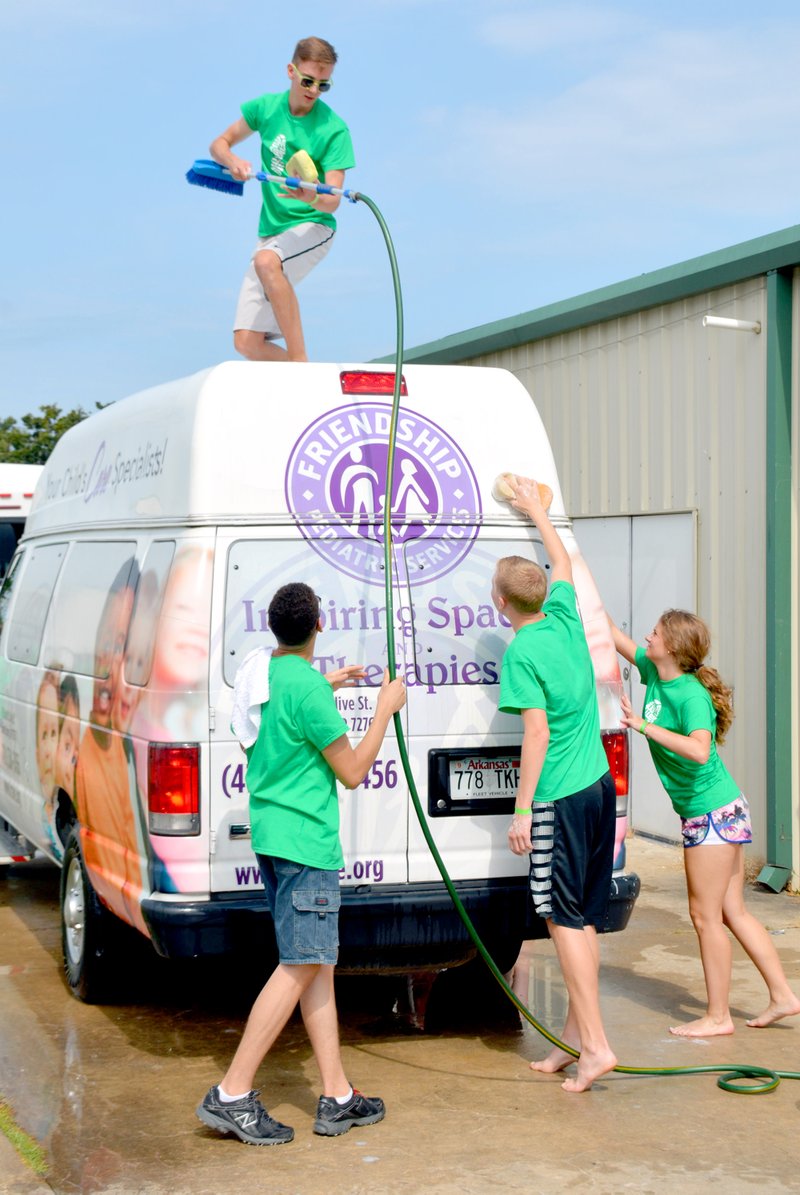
[529,771,616,930]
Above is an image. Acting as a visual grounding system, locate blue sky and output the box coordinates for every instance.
[3,0,800,420]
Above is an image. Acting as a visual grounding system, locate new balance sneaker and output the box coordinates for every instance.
[196,1086,294,1146]
[313,1089,386,1137]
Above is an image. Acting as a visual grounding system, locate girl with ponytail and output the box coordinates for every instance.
[611,610,799,1038]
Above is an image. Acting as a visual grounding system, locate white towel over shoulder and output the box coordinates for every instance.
[231,646,272,748]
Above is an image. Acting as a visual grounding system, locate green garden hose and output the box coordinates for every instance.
[356,189,799,1096]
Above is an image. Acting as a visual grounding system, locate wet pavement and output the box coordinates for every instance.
[2,836,800,1194]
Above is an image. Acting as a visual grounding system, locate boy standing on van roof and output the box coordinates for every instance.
[492,479,617,1093]
[209,36,354,364]
[197,582,405,1145]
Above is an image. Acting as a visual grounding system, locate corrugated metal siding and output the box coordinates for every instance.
[463,280,769,844]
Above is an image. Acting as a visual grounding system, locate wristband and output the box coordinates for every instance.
[514,806,532,816]
[638,722,648,737]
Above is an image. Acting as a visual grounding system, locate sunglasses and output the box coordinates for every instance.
[291,63,333,93]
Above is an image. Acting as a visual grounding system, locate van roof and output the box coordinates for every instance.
[25,361,563,536]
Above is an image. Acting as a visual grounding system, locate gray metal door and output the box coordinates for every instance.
[573,513,695,841]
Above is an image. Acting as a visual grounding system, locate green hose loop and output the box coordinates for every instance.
[355,190,799,1096]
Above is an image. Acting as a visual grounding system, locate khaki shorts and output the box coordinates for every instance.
[233,223,335,338]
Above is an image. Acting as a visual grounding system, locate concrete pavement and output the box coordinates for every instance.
[1,835,799,1194]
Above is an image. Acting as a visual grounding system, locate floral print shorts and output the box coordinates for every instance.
[681,795,753,848]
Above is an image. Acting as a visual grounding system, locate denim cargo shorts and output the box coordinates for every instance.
[256,854,341,965]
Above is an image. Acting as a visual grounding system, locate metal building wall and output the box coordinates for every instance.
[793,270,800,879]
[463,279,769,845]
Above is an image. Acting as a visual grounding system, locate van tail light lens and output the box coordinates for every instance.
[602,729,629,804]
[339,370,407,396]
[148,743,200,836]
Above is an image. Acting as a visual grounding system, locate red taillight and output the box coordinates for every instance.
[148,743,200,835]
[602,729,629,798]
[339,370,407,396]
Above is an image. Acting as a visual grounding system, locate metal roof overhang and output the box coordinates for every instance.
[391,223,800,364]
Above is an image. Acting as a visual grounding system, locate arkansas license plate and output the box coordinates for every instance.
[448,757,521,799]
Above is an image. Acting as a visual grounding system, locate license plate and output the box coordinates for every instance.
[448,757,521,799]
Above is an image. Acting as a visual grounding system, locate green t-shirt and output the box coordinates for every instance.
[498,580,608,802]
[635,647,739,818]
[241,91,355,237]
[246,654,348,869]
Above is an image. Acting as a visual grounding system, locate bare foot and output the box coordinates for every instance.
[669,1015,734,1037]
[530,1044,579,1074]
[746,995,800,1028]
[561,1047,617,1093]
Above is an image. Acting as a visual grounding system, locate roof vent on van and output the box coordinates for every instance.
[340,371,407,396]
[148,743,200,835]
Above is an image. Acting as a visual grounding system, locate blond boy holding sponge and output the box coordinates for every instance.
[492,475,617,1093]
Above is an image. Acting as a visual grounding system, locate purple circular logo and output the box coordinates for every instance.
[285,402,481,586]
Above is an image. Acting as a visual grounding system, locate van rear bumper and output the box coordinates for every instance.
[141,871,641,969]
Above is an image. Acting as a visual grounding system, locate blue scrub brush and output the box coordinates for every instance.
[185,159,248,196]
[185,159,358,203]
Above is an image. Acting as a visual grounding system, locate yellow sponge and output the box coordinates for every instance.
[286,150,319,182]
[492,472,518,501]
[492,472,553,510]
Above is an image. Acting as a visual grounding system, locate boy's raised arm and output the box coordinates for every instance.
[509,478,572,586]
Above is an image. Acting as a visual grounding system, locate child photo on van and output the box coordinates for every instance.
[35,670,81,860]
[35,669,60,808]
[197,581,406,1145]
[114,568,169,894]
[135,544,213,744]
[36,669,63,856]
[111,629,145,739]
[55,673,80,802]
[75,558,148,934]
[120,546,214,897]
[492,476,617,1093]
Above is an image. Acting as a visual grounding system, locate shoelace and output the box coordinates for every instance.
[238,1090,275,1126]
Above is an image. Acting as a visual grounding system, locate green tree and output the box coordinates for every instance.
[0,403,105,465]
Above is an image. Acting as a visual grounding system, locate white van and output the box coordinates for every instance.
[0,462,44,867]
[0,463,43,579]
[0,362,639,1000]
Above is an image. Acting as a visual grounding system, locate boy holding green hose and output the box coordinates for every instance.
[197,582,405,1143]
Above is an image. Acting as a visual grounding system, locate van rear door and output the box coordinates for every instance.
[208,530,410,894]
[401,531,534,885]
